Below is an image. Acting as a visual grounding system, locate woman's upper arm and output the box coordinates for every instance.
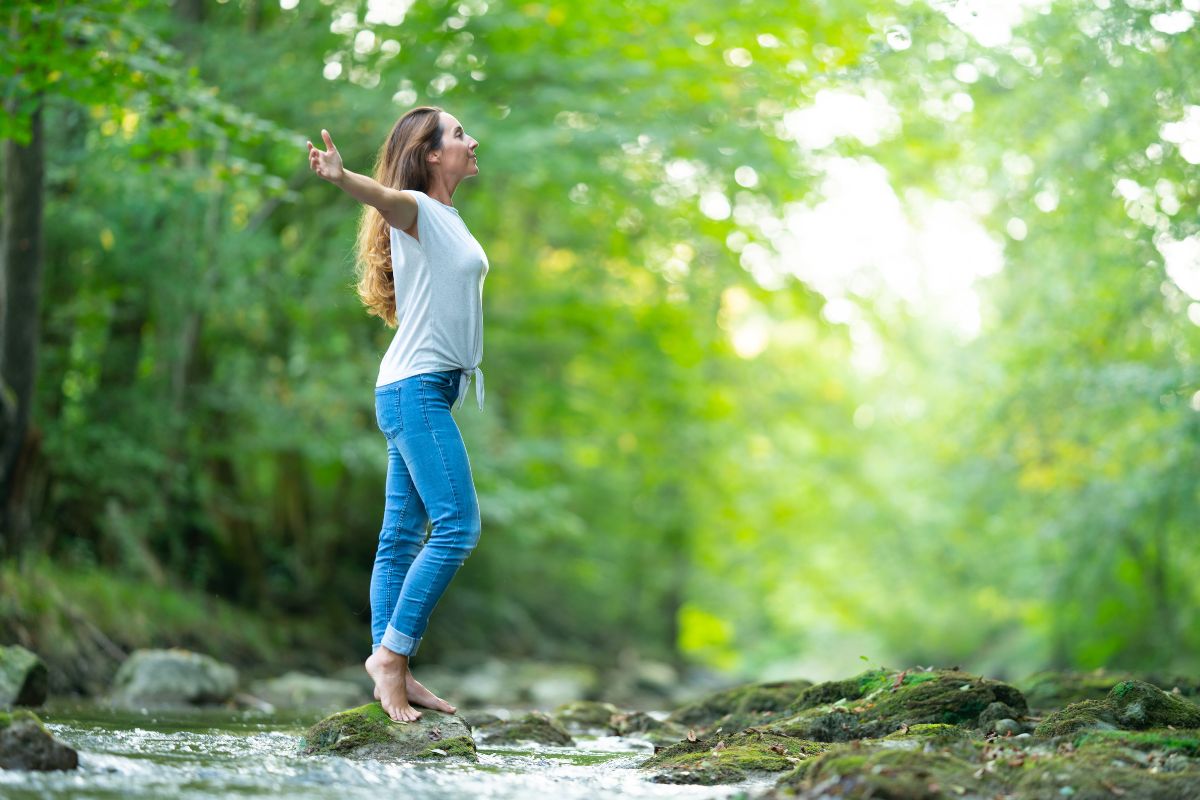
[381,188,418,231]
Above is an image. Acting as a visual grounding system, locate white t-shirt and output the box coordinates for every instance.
[375,189,489,410]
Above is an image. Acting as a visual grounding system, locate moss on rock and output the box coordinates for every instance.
[474,710,575,746]
[1075,728,1200,758]
[1033,698,1115,738]
[1021,670,1200,712]
[301,703,476,762]
[1110,680,1200,729]
[0,709,79,771]
[768,669,1027,742]
[665,679,811,733]
[881,723,973,746]
[773,744,985,799]
[788,669,892,712]
[1035,681,1200,739]
[642,729,829,785]
[752,677,1200,800]
[1011,739,1200,799]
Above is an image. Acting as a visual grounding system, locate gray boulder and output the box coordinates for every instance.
[0,645,48,708]
[0,710,78,771]
[301,703,476,761]
[110,648,238,709]
[248,671,370,712]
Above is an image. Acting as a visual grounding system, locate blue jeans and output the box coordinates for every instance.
[370,369,481,657]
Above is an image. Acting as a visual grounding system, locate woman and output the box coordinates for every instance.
[307,106,487,722]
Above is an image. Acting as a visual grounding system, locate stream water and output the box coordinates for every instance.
[0,703,767,799]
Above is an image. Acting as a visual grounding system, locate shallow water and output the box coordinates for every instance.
[1,703,766,799]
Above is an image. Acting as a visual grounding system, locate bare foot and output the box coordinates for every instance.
[364,649,422,722]
[405,672,456,714]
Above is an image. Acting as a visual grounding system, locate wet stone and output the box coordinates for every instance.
[0,709,79,771]
[301,703,477,762]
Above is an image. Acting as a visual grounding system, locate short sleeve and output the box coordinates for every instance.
[391,189,423,241]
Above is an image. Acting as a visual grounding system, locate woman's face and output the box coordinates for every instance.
[434,112,479,179]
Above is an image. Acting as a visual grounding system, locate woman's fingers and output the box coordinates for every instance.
[305,132,340,180]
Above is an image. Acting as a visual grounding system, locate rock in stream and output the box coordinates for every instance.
[302,703,477,762]
[0,645,48,709]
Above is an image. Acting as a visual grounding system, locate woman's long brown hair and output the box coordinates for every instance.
[354,106,444,327]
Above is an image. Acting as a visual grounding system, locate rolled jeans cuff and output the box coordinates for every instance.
[378,624,421,657]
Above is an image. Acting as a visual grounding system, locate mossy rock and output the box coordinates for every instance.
[1034,698,1115,738]
[1035,681,1200,739]
[763,704,1200,799]
[474,710,575,746]
[0,645,48,709]
[552,700,618,734]
[773,743,985,798]
[1020,669,1135,711]
[787,669,900,711]
[642,729,829,785]
[1021,670,1200,712]
[768,668,1027,742]
[301,703,476,762]
[665,678,811,732]
[1074,728,1200,758]
[610,710,689,746]
[1110,680,1200,728]
[1011,737,1200,799]
[0,709,79,771]
[881,723,973,746]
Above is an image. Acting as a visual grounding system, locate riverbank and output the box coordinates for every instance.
[0,556,347,698]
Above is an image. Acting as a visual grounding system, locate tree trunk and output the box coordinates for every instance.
[0,98,45,552]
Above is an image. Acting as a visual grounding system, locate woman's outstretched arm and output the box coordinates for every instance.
[307,129,416,230]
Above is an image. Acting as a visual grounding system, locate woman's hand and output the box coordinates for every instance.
[307,129,345,184]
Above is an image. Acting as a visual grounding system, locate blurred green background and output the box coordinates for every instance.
[1,0,1197,688]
